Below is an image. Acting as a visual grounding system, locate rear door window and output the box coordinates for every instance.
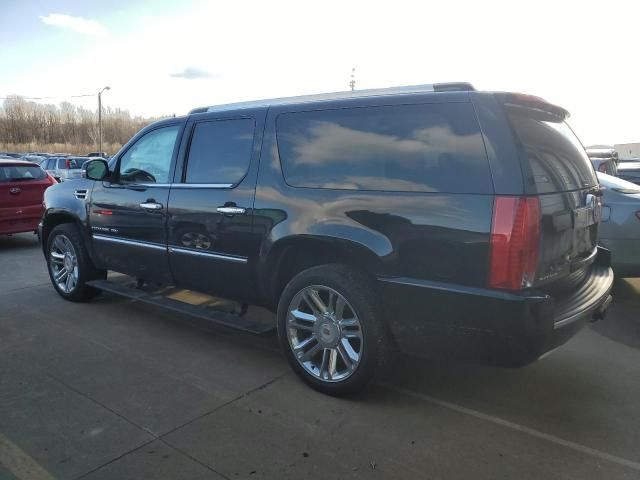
[0,165,47,181]
[184,118,255,185]
[506,107,597,193]
[276,102,492,193]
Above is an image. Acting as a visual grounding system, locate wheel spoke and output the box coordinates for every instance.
[328,348,338,378]
[53,236,65,252]
[290,309,317,323]
[50,252,65,264]
[54,268,67,282]
[319,349,329,379]
[293,335,316,352]
[337,344,354,371]
[300,341,323,362]
[65,272,74,291]
[339,318,359,328]
[304,289,328,315]
[340,338,359,363]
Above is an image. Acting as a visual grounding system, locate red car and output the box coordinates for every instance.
[0,159,56,235]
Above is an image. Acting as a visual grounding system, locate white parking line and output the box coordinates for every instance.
[384,384,640,473]
[0,432,55,480]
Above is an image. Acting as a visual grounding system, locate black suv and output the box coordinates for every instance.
[40,83,614,395]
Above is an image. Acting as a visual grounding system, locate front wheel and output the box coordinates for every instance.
[277,264,390,396]
[46,223,106,302]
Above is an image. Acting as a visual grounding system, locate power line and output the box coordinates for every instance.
[0,93,98,100]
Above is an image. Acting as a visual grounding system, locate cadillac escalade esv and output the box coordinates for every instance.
[40,83,614,395]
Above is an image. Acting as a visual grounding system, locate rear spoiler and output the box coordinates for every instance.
[496,92,569,121]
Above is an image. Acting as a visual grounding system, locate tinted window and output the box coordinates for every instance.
[119,125,180,184]
[276,103,491,193]
[185,119,254,184]
[0,165,46,182]
[506,107,597,193]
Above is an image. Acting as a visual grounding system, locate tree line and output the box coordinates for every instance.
[0,96,162,153]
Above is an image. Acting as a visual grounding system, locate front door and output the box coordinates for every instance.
[167,111,265,300]
[89,122,183,282]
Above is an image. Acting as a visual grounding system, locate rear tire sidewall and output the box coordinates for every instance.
[277,264,387,396]
[46,224,105,302]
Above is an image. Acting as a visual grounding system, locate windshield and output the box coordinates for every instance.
[0,165,47,182]
[506,106,597,193]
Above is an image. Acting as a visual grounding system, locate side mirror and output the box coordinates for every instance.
[83,159,110,181]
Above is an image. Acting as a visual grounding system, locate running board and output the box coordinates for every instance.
[86,279,275,335]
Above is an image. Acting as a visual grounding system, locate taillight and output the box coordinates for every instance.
[489,196,541,290]
[598,163,608,173]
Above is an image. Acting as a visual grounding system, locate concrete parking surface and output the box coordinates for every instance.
[1,232,640,480]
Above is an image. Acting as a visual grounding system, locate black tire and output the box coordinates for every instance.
[277,264,390,396]
[46,223,106,302]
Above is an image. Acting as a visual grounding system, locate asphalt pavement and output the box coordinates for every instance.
[1,232,640,480]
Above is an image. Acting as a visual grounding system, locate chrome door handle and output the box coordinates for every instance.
[216,206,246,215]
[139,202,163,211]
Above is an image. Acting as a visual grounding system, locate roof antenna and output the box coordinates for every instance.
[349,67,356,92]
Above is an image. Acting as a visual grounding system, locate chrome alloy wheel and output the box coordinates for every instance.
[287,285,363,382]
[49,235,79,294]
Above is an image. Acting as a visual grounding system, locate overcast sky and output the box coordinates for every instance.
[1,0,638,146]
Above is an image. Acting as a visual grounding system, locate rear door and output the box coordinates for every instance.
[502,98,600,286]
[167,109,266,300]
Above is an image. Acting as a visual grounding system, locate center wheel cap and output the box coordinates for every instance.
[315,317,341,347]
[64,255,73,270]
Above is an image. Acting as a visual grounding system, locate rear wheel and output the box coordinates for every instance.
[277,264,389,396]
[47,223,106,302]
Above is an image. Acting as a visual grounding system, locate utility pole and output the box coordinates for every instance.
[98,86,110,153]
[349,67,356,91]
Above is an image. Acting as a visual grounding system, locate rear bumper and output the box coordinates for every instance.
[378,249,614,366]
[0,204,43,235]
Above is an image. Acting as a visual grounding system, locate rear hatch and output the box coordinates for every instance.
[501,94,600,289]
[0,163,52,222]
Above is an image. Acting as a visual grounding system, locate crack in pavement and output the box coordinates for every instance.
[49,372,288,480]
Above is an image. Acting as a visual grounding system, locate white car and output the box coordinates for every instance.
[42,156,86,182]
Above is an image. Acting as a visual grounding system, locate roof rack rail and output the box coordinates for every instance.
[433,82,476,92]
[188,82,475,114]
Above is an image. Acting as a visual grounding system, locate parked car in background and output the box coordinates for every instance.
[87,152,108,158]
[586,148,619,175]
[0,152,23,159]
[40,84,614,395]
[616,158,640,185]
[0,160,56,235]
[597,172,640,277]
[41,156,87,182]
[21,154,46,163]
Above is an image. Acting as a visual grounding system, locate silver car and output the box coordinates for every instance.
[41,156,86,182]
[598,172,640,277]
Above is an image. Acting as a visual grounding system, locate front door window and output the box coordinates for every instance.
[118,126,179,184]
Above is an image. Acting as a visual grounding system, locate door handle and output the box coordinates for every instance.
[140,201,163,211]
[216,206,246,215]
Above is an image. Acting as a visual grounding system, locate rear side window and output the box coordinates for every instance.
[0,165,46,182]
[506,107,597,193]
[276,102,492,193]
[185,119,255,185]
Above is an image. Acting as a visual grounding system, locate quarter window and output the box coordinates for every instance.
[118,125,180,184]
[184,119,255,185]
[276,103,491,193]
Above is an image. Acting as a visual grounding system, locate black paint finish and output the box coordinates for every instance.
[40,87,614,366]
